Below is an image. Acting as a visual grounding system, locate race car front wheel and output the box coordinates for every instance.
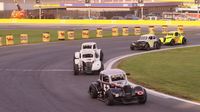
[89,86,98,99]
[105,91,114,106]
[170,39,175,46]
[74,64,80,75]
[130,45,135,50]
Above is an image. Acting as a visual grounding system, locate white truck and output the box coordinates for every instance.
[73,42,104,75]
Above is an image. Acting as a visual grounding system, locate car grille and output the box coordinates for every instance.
[123,85,132,96]
[84,62,93,72]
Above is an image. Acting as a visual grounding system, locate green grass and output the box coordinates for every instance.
[118,47,200,102]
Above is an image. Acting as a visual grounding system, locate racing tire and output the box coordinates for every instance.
[130,45,135,50]
[100,50,104,61]
[89,86,98,99]
[182,38,187,45]
[138,89,147,104]
[155,42,161,49]
[170,39,175,46]
[144,43,150,51]
[74,64,79,75]
[105,91,114,106]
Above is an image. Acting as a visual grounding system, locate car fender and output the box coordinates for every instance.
[159,38,164,43]
[92,61,102,71]
[74,52,80,59]
[74,59,80,65]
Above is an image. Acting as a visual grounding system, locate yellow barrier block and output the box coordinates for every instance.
[112,27,119,37]
[96,28,103,38]
[162,25,168,34]
[177,25,184,33]
[42,32,50,42]
[134,27,141,36]
[0,37,2,46]
[149,26,155,34]
[67,30,75,40]
[82,29,89,39]
[58,31,65,40]
[20,34,28,44]
[122,27,129,36]
[6,35,14,45]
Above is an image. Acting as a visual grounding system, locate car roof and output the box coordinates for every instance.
[101,69,126,76]
[82,42,96,46]
[141,34,156,37]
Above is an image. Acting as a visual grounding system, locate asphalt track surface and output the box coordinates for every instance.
[0,24,200,112]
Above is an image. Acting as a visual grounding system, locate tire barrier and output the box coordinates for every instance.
[42,32,50,42]
[162,25,168,34]
[67,30,75,40]
[149,26,155,34]
[6,35,14,45]
[134,26,141,36]
[96,28,103,38]
[0,37,2,46]
[112,27,119,37]
[122,27,129,36]
[20,34,28,44]
[0,25,185,47]
[82,29,89,39]
[58,31,65,40]
[177,25,184,34]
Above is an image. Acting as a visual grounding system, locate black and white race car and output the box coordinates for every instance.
[130,34,161,50]
[88,69,147,105]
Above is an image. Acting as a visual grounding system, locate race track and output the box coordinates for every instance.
[0,24,200,112]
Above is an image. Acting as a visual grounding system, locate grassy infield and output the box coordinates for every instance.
[0,29,199,102]
[118,47,200,102]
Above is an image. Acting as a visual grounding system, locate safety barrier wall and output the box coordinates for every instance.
[0,19,200,26]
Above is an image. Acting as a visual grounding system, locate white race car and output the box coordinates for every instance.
[73,42,104,75]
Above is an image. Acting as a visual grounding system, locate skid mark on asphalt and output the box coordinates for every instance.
[0,69,73,72]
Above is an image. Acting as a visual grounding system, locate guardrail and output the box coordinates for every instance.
[0,19,200,26]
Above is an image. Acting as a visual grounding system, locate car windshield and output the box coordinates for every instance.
[167,33,174,36]
[82,54,93,58]
[83,45,92,49]
[140,36,147,40]
[111,74,126,82]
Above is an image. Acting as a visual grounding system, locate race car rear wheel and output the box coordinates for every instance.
[170,39,175,46]
[105,91,114,106]
[138,89,147,104]
[182,38,187,45]
[155,42,161,49]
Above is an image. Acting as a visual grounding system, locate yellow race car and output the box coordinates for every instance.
[159,31,187,46]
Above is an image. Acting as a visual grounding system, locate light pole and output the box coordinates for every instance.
[138,0,144,19]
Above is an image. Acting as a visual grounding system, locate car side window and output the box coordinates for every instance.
[149,36,153,40]
[175,32,178,36]
[99,74,103,81]
[103,76,109,83]
[93,45,96,49]
[153,36,156,39]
